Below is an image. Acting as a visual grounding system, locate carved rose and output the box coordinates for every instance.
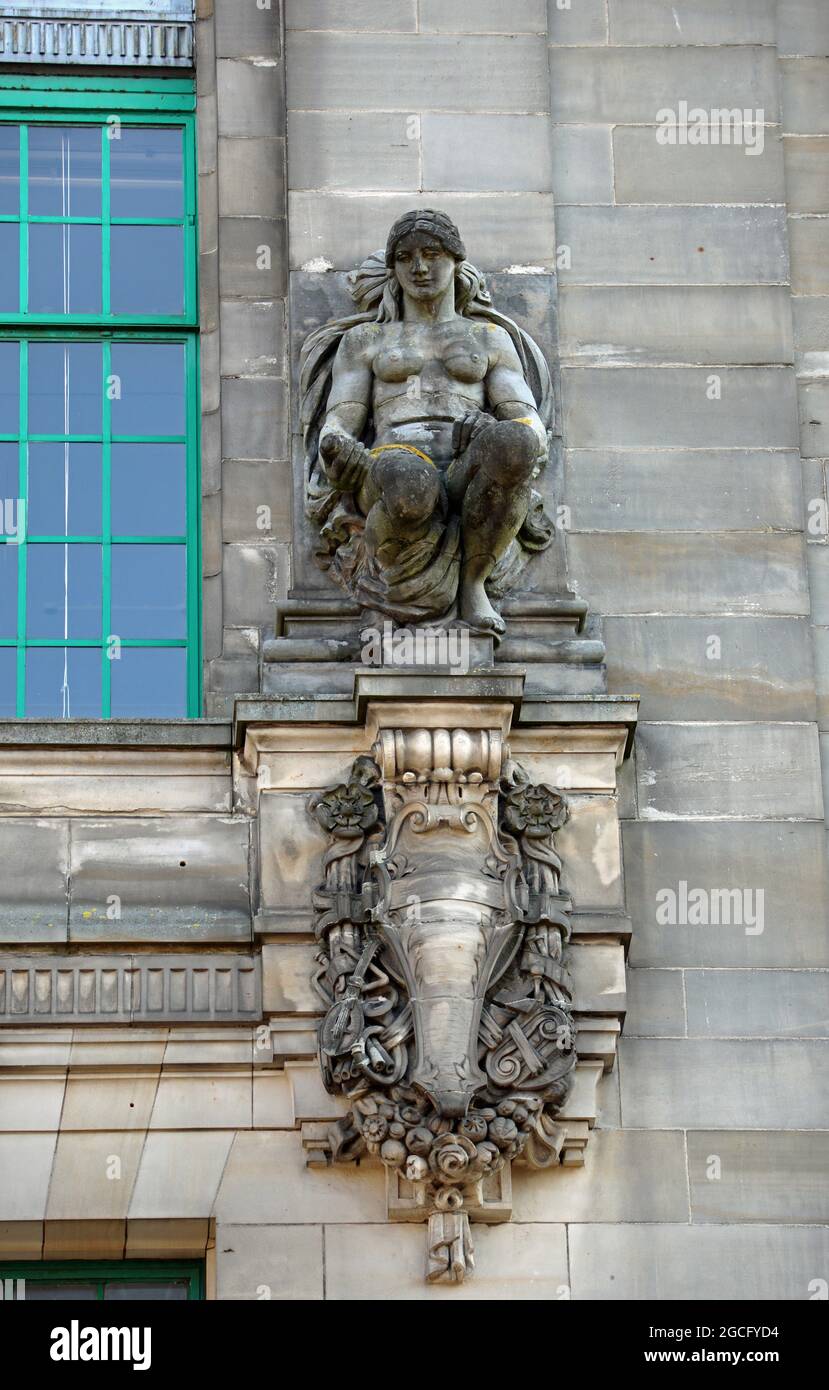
[429,1133,477,1181]
[361,1114,389,1146]
[488,1116,519,1150]
[314,780,379,839]
[458,1114,488,1142]
[405,1125,434,1156]
[502,783,567,839]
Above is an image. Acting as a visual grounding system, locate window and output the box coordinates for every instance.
[0,1259,203,1300]
[0,76,200,718]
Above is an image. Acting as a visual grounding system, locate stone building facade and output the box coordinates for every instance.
[0,0,827,1301]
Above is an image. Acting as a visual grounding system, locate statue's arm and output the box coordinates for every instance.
[485,329,548,460]
[318,329,374,491]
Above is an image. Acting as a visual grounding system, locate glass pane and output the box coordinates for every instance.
[110,544,185,639]
[0,542,17,637]
[110,226,183,316]
[27,444,102,537]
[104,1281,189,1300]
[110,645,186,717]
[29,223,102,315]
[0,444,18,520]
[0,645,14,715]
[0,124,19,216]
[110,126,184,220]
[29,342,101,437]
[24,1282,99,1300]
[111,342,185,436]
[0,222,19,314]
[27,542,101,639]
[26,645,101,718]
[29,125,101,218]
[111,444,185,536]
[0,342,19,434]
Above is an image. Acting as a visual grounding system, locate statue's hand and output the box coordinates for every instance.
[320,433,369,493]
[452,411,492,457]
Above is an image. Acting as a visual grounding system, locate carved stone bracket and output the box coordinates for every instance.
[306,711,582,1283]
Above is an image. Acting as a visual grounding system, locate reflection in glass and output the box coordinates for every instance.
[0,342,18,434]
[0,543,17,637]
[0,442,17,510]
[111,342,185,436]
[111,225,183,317]
[0,124,19,216]
[110,544,185,639]
[25,645,101,718]
[29,223,102,315]
[0,645,14,715]
[104,1282,188,1300]
[111,444,185,536]
[28,342,101,437]
[29,125,101,218]
[27,543,101,639]
[110,645,186,717]
[27,444,102,537]
[0,223,19,314]
[110,126,183,220]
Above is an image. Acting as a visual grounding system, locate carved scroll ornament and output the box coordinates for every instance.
[308,730,575,1282]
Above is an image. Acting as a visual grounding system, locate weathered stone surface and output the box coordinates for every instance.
[687,1132,829,1223]
[69,818,251,940]
[220,301,286,380]
[549,46,780,124]
[623,969,685,1036]
[221,377,288,461]
[608,0,776,45]
[216,59,285,139]
[46,1132,146,1220]
[556,205,789,285]
[0,819,68,943]
[286,0,418,30]
[558,286,793,365]
[221,459,292,543]
[565,450,802,531]
[288,192,556,270]
[813,625,829,729]
[624,821,829,967]
[216,1224,323,1300]
[420,0,546,33]
[556,796,624,910]
[789,216,829,294]
[149,1073,252,1129]
[324,1222,569,1300]
[613,126,785,204]
[421,115,553,192]
[560,367,799,448]
[620,1039,829,1128]
[603,616,816,721]
[287,112,418,191]
[128,1132,235,1218]
[570,1223,829,1300]
[548,0,606,44]
[512,1128,687,1222]
[784,137,829,213]
[218,217,287,299]
[287,33,549,113]
[222,542,286,626]
[214,0,281,58]
[218,138,285,219]
[0,1134,57,1220]
[800,381,829,457]
[60,1073,159,1132]
[777,0,829,56]
[635,722,822,820]
[214,1131,386,1223]
[781,58,829,135]
[0,1077,66,1132]
[567,534,809,616]
[549,126,613,204]
[685,969,829,1038]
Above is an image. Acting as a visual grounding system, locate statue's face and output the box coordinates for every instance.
[392,232,456,302]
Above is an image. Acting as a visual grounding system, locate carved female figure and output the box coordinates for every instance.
[300,209,555,637]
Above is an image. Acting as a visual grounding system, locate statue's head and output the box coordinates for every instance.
[385,209,466,305]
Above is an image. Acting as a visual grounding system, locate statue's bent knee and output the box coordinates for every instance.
[374,449,440,527]
[476,419,539,488]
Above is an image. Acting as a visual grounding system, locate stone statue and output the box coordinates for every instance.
[300,209,555,638]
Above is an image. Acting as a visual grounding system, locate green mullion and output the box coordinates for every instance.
[101,124,111,318]
[29,434,102,443]
[101,340,112,718]
[23,535,186,544]
[17,124,26,315]
[15,340,27,716]
[183,119,197,326]
[185,333,201,717]
[15,638,186,648]
[28,215,102,226]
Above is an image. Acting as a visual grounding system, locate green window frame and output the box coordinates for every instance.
[0,76,201,718]
[0,1259,204,1300]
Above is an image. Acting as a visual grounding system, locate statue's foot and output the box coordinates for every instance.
[459,578,506,636]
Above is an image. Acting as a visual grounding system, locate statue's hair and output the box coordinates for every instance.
[384,208,466,266]
[300,235,555,479]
